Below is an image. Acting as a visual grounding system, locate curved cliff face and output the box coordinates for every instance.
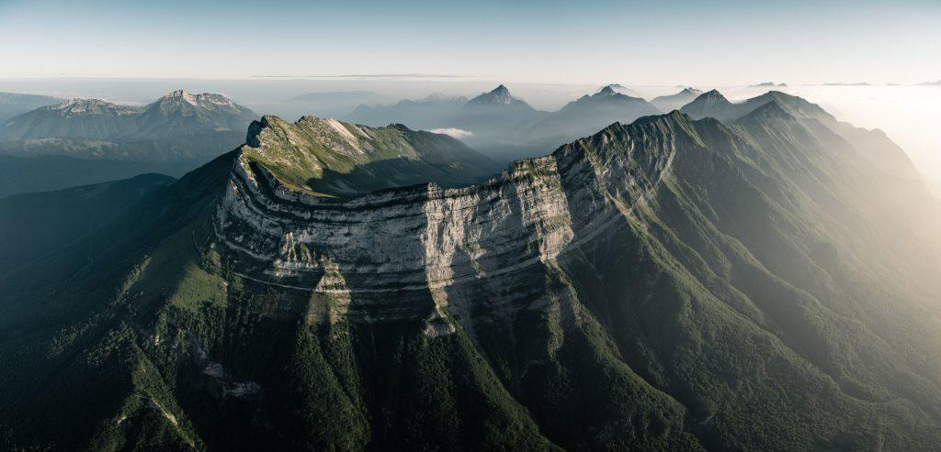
[214,113,682,328]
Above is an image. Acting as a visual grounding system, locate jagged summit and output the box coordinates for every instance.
[154,90,241,109]
[605,83,641,96]
[524,86,660,141]
[701,89,728,100]
[569,85,648,106]
[650,87,705,112]
[735,99,794,124]
[467,84,524,106]
[45,98,135,116]
[678,89,740,121]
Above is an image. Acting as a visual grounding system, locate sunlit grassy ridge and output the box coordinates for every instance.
[241,115,499,197]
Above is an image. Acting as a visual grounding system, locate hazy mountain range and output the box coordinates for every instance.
[347,84,681,160]
[0,90,256,142]
[522,85,660,145]
[1,89,940,450]
[649,87,703,112]
[750,82,788,88]
[0,90,258,196]
[348,93,469,131]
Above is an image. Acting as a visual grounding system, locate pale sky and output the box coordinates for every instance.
[0,0,939,86]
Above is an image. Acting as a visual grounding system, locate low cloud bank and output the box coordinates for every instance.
[427,128,473,139]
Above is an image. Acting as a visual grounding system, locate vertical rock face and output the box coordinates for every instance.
[214,113,682,328]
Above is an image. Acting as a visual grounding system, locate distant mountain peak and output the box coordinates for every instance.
[698,90,734,106]
[156,89,237,108]
[688,89,733,108]
[163,89,198,105]
[1,90,256,142]
[54,98,115,108]
[467,84,529,107]
[487,85,512,103]
[702,89,726,99]
[566,86,648,108]
[737,100,793,123]
[650,88,705,113]
[422,92,459,102]
[48,98,133,117]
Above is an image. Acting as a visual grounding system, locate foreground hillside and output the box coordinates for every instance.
[1,98,940,450]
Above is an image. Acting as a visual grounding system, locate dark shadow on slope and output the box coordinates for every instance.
[310,156,503,198]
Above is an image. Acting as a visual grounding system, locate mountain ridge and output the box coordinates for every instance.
[0,90,257,142]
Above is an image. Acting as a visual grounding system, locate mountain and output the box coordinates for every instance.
[650,87,703,112]
[465,84,528,106]
[238,115,499,196]
[345,85,546,150]
[605,83,643,96]
[3,94,941,450]
[0,90,257,196]
[280,91,397,119]
[919,80,941,86]
[525,85,661,142]
[0,98,139,141]
[750,82,787,88]
[134,90,258,139]
[678,89,742,121]
[347,94,468,130]
[452,85,546,150]
[346,85,662,161]
[0,90,257,142]
[0,92,62,123]
[680,90,920,179]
